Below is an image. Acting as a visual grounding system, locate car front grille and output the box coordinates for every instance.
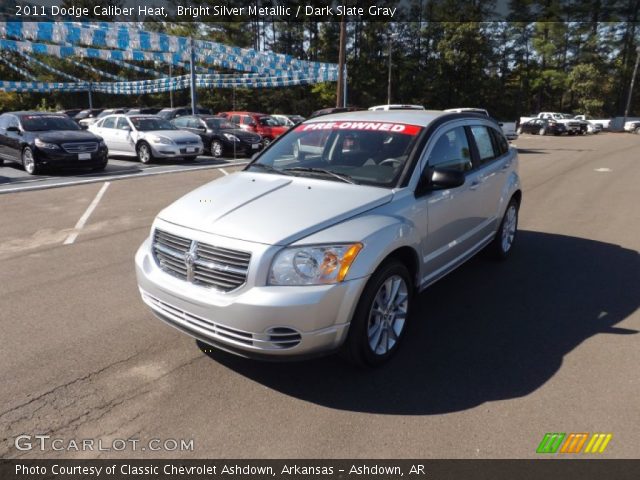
[61,142,98,153]
[152,229,250,292]
[175,139,200,145]
[141,291,302,350]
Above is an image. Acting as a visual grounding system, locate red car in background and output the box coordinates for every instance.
[218,112,289,146]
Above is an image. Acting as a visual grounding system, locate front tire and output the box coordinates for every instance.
[635,127,640,135]
[91,161,107,172]
[488,198,519,260]
[137,142,153,164]
[210,140,223,158]
[22,147,39,175]
[538,127,546,136]
[343,260,413,367]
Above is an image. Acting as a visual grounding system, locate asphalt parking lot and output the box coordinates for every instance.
[0,132,638,459]
[0,155,250,194]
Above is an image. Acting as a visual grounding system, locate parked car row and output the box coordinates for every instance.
[518,112,604,136]
[0,106,305,174]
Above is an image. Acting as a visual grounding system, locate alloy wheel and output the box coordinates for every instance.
[501,204,518,253]
[367,275,409,356]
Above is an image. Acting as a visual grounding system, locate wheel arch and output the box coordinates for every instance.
[381,246,421,290]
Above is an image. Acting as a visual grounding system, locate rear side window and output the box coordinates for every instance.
[116,117,130,130]
[173,117,189,127]
[470,126,497,164]
[427,127,472,172]
[490,128,509,156]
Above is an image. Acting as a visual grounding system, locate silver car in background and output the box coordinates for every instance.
[89,114,203,163]
[135,110,521,366]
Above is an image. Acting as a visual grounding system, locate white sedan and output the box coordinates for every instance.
[89,114,203,163]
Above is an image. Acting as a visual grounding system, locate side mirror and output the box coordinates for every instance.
[6,126,20,133]
[417,167,465,195]
[429,167,465,189]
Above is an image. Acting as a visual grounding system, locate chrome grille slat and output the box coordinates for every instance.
[152,229,250,292]
[155,231,191,250]
[61,142,98,153]
[193,268,245,284]
[196,250,251,268]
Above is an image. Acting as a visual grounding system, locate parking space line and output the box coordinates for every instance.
[220,168,229,176]
[63,182,111,245]
[0,161,249,195]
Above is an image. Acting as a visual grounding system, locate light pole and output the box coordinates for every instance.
[387,33,398,105]
[623,46,640,127]
[336,19,347,108]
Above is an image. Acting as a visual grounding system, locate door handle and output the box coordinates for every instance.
[469,180,481,190]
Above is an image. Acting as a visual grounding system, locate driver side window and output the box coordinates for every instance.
[426,127,472,172]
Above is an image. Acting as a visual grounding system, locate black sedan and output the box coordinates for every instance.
[517,118,567,136]
[172,115,263,158]
[0,112,108,175]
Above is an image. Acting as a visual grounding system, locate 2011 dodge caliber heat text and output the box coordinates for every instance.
[135,111,522,366]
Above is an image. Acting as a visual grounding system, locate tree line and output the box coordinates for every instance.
[0,0,639,120]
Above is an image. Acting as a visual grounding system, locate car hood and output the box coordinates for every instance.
[35,130,100,142]
[139,130,201,142]
[157,172,393,245]
[218,128,261,141]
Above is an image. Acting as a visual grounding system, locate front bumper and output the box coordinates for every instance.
[149,143,203,158]
[135,235,368,358]
[34,146,108,168]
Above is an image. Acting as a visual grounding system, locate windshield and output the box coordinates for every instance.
[247,120,422,187]
[205,118,238,130]
[258,116,280,126]
[130,117,176,131]
[21,115,81,132]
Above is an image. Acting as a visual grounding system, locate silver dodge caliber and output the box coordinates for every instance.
[135,110,521,366]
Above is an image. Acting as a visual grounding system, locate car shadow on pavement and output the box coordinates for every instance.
[516,148,548,154]
[199,231,639,415]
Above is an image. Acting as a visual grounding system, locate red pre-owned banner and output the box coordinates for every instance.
[295,121,422,135]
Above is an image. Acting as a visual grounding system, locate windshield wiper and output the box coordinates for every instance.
[283,167,357,184]
[248,163,291,175]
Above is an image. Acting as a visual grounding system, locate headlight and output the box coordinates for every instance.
[269,243,363,286]
[150,135,173,145]
[34,138,60,150]
[223,133,240,142]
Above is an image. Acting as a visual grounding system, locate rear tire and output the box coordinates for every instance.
[635,127,640,135]
[538,127,546,135]
[342,260,414,367]
[488,197,519,260]
[22,147,39,175]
